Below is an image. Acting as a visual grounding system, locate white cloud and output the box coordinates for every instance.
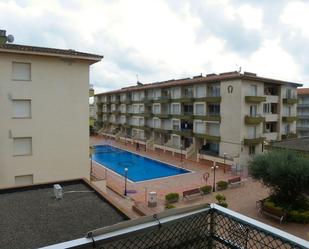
[0,0,308,90]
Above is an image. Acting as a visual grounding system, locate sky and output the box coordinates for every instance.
[1,0,309,93]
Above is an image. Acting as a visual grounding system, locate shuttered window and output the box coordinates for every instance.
[13,137,32,156]
[12,62,31,81]
[12,100,31,118]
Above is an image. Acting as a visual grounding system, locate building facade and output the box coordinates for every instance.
[95,72,301,168]
[297,88,309,137]
[0,40,102,187]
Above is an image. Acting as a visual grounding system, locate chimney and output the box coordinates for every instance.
[0,30,7,44]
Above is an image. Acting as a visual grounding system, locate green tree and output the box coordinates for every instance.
[249,150,309,208]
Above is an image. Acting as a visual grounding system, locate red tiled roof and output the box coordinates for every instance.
[0,43,103,61]
[297,88,309,95]
[96,71,303,95]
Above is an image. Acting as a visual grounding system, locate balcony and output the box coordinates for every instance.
[173,129,193,137]
[297,115,309,119]
[155,96,171,103]
[244,137,264,145]
[245,115,265,125]
[172,95,194,103]
[111,110,121,115]
[122,99,132,104]
[281,132,297,139]
[245,96,266,103]
[194,114,221,121]
[194,132,221,142]
[111,99,120,104]
[283,98,298,104]
[282,116,297,123]
[296,126,309,131]
[153,128,171,134]
[298,103,309,108]
[195,96,222,103]
[171,112,194,120]
[142,97,153,105]
[153,113,170,119]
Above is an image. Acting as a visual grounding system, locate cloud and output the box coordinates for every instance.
[0,0,308,92]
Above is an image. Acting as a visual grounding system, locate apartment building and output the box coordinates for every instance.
[297,88,309,137]
[0,33,102,187]
[95,72,301,168]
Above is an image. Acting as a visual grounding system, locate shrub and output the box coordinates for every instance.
[165,204,176,209]
[289,210,309,223]
[165,193,179,203]
[216,181,228,190]
[215,194,228,208]
[249,150,309,208]
[200,185,212,195]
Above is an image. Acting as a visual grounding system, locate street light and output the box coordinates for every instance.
[223,152,226,173]
[124,167,128,196]
[211,161,219,192]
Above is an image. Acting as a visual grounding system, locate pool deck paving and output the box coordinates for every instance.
[90,135,309,241]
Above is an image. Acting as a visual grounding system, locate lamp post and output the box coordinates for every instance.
[124,167,128,196]
[223,152,226,173]
[211,161,219,192]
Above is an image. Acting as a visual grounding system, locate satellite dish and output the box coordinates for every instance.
[7,34,14,43]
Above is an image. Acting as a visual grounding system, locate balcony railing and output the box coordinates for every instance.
[44,203,308,249]
[173,129,193,137]
[194,114,221,121]
[245,96,266,103]
[281,132,297,139]
[245,115,265,125]
[283,98,298,104]
[244,137,264,145]
[282,116,297,123]
[194,132,221,142]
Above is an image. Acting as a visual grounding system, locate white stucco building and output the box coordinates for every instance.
[95,71,301,168]
[0,34,103,187]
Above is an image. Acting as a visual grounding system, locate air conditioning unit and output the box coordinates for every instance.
[54,184,63,199]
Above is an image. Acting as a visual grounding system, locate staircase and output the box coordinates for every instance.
[185,143,196,160]
[146,137,154,150]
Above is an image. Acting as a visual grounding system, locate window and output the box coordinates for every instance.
[12,62,31,81]
[208,104,220,115]
[247,126,256,139]
[13,137,32,156]
[251,85,257,96]
[195,104,204,115]
[285,124,290,134]
[153,118,161,128]
[250,105,257,116]
[12,100,31,118]
[249,145,256,155]
[172,135,180,147]
[195,85,206,98]
[171,104,180,114]
[263,103,270,114]
[153,104,160,114]
[208,123,220,136]
[172,120,180,130]
[194,121,204,134]
[15,175,34,186]
[171,88,180,99]
[133,105,139,113]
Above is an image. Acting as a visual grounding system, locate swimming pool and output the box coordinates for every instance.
[92,145,190,182]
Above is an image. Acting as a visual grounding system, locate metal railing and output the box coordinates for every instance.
[41,204,308,249]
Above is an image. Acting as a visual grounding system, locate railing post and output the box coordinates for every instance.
[209,208,215,249]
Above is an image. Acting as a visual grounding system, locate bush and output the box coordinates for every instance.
[289,210,309,223]
[215,194,228,208]
[216,181,228,190]
[165,204,176,209]
[200,185,212,195]
[249,150,309,208]
[165,193,179,203]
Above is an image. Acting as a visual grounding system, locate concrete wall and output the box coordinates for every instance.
[0,53,91,187]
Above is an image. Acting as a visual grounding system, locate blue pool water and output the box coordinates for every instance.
[92,145,190,182]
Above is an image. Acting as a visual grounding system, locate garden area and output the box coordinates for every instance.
[249,150,309,223]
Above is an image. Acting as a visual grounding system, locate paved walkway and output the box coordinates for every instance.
[90,136,309,241]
